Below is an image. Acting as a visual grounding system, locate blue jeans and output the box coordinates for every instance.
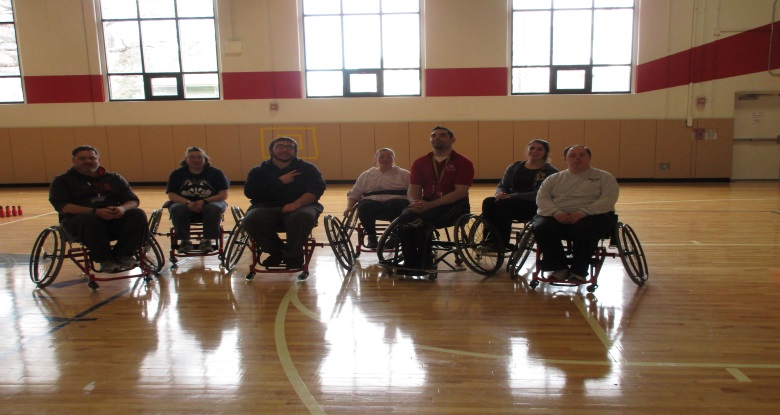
[168,201,227,240]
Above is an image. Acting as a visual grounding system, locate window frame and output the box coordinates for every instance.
[302,0,422,98]
[0,0,24,104]
[511,1,636,96]
[98,0,221,102]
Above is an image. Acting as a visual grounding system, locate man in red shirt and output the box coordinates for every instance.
[393,126,474,275]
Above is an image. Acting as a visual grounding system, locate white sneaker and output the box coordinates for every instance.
[549,269,570,281]
[117,256,138,271]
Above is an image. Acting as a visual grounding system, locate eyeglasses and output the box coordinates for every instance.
[273,144,296,150]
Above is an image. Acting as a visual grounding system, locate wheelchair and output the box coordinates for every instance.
[222,206,323,281]
[150,202,230,267]
[375,211,506,281]
[29,217,165,290]
[506,215,648,293]
[323,200,392,271]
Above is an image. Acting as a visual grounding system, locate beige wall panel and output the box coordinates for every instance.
[0,129,13,183]
[618,120,657,178]
[72,126,109,168]
[339,123,377,180]
[41,128,76,182]
[443,121,480,177]
[549,121,585,166]
[10,129,46,184]
[584,120,620,175]
[238,124,266,180]
[106,126,143,182]
[425,0,507,68]
[172,125,207,161]
[655,120,693,179]
[205,125,242,183]
[408,122,437,159]
[694,118,734,178]
[374,123,411,170]
[139,126,174,183]
[513,120,550,162]
[478,121,514,180]
[307,123,342,181]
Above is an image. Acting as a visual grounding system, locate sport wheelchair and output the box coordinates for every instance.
[323,200,393,271]
[29,217,165,290]
[506,216,648,292]
[149,202,230,267]
[222,206,323,281]
[375,212,506,281]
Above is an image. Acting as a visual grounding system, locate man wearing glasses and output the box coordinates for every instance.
[242,136,327,269]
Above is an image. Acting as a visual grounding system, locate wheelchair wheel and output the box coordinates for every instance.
[324,215,355,271]
[223,222,249,271]
[342,203,359,241]
[507,223,535,277]
[141,235,165,274]
[29,227,65,288]
[148,209,163,236]
[230,205,245,223]
[616,222,648,286]
[454,215,504,275]
[376,218,404,266]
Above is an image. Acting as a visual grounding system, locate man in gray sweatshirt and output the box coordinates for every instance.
[532,145,619,282]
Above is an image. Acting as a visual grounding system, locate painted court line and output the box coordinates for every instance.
[726,368,751,382]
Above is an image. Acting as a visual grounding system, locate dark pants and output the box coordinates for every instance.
[532,213,616,276]
[241,205,319,260]
[61,208,148,263]
[357,199,410,238]
[395,199,470,269]
[169,201,227,240]
[481,197,537,245]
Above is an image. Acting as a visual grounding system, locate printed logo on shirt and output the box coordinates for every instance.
[180,178,215,199]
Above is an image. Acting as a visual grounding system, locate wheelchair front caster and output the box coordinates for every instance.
[529,280,540,289]
[586,284,598,293]
[297,271,309,281]
[88,281,99,290]
[245,272,255,281]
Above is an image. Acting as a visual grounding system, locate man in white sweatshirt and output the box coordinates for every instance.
[533,145,619,282]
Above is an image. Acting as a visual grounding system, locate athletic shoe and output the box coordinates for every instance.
[177,240,193,255]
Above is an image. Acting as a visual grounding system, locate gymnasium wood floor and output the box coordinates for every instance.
[1,182,779,414]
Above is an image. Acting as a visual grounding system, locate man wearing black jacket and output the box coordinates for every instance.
[49,145,148,273]
[242,137,327,269]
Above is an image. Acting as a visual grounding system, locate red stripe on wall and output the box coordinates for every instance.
[637,22,780,93]
[223,71,303,99]
[24,75,104,103]
[426,67,508,97]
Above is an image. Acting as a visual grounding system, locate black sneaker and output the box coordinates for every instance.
[261,253,283,268]
[366,236,378,249]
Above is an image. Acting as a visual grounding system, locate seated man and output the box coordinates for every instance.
[532,145,619,282]
[49,145,148,273]
[165,146,229,254]
[393,126,474,275]
[345,148,410,249]
[242,136,327,269]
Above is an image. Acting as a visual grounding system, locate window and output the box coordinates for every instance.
[99,0,219,101]
[302,0,421,97]
[0,0,23,103]
[512,0,635,94]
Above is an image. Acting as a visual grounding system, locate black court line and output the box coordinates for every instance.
[0,287,131,363]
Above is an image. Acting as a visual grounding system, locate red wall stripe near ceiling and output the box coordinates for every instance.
[24,75,104,103]
[637,22,780,93]
[426,67,508,97]
[223,71,303,99]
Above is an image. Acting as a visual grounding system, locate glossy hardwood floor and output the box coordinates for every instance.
[1,182,779,414]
